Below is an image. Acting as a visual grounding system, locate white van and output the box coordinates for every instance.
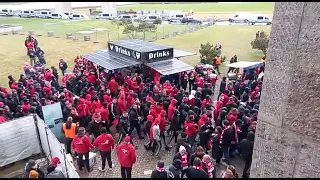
[64,12,73,18]
[168,13,185,22]
[70,13,90,20]
[0,9,14,16]
[116,14,139,21]
[95,13,116,20]
[249,14,272,25]
[228,12,253,23]
[51,13,69,19]
[18,10,35,18]
[142,14,160,23]
[37,11,52,18]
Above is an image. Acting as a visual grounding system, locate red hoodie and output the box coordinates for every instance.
[201,98,213,108]
[108,78,118,93]
[227,112,237,125]
[184,121,198,138]
[93,133,114,152]
[92,100,102,112]
[196,76,204,88]
[0,115,7,123]
[21,103,31,114]
[168,99,177,122]
[149,105,158,120]
[99,106,109,122]
[126,94,135,108]
[117,142,136,167]
[103,94,112,104]
[149,118,160,141]
[43,86,51,98]
[146,94,155,103]
[77,99,89,117]
[158,110,167,132]
[198,114,209,128]
[116,94,127,115]
[72,135,93,154]
[44,71,53,81]
[87,73,97,85]
[155,105,164,114]
[85,94,92,113]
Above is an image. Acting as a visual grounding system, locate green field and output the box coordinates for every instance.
[116,2,275,13]
[0,17,271,87]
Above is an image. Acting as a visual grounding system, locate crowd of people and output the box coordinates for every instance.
[2,35,264,178]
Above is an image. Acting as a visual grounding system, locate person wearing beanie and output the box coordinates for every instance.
[29,170,39,178]
[117,135,136,178]
[151,161,169,178]
[93,127,115,171]
[173,146,189,177]
[71,127,93,172]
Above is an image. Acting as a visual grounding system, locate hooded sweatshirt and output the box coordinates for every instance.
[116,94,127,115]
[198,114,209,128]
[71,132,93,154]
[150,119,161,141]
[168,159,182,178]
[117,142,136,167]
[93,133,115,152]
[158,110,167,132]
[168,99,177,122]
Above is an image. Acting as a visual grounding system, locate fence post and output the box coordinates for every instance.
[45,126,53,160]
[32,114,45,158]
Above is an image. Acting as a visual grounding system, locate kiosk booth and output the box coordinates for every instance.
[226,61,264,80]
[82,39,197,78]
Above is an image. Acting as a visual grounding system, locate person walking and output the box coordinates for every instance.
[239,131,255,178]
[71,127,93,173]
[59,59,68,76]
[214,55,222,75]
[93,127,115,171]
[61,117,78,154]
[117,135,137,178]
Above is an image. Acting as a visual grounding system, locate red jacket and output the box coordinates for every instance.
[158,110,167,132]
[45,71,53,81]
[149,105,158,120]
[198,114,209,128]
[87,74,97,85]
[117,142,136,167]
[155,105,164,114]
[146,94,155,103]
[184,121,198,137]
[117,94,127,115]
[92,100,102,112]
[168,99,177,122]
[21,103,31,114]
[43,86,51,98]
[126,94,135,108]
[103,94,112,104]
[77,99,89,117]
[0,115,8,123]
[99,106,109,122]
[72,135,93,154]
[227,113,237,125]
[108,78,118,93]
[93,133,114,152]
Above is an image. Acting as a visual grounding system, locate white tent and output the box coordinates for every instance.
[226,61,264,70]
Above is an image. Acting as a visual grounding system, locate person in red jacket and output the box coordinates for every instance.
[198,114,209,128]
[149,104,158,120]
[21,98,31,115]
[77,98,89,127]
[91,96,102,112]
[146,91,155,103]
[107,78,118,95]
[201,95,213,109]
[71,127,93,173]
[184,116,198,147]
[0,109,8,123]
[99,102,109,123]
[116,94,127,115]
[93,127,115,171]
[158,110,172,150]
[167,99,177,122]
[87,71,97,85]
[117,135,136,178]
[103,90,112,104]
[227,108,238,125]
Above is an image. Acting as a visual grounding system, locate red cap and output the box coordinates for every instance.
[124,135,131,142]
[51,157,60,166]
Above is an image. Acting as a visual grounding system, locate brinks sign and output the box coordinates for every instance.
[108,42,142,60]
[146,48,174,61]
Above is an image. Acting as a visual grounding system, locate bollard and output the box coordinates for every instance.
[84,35,91,41]
[66,33,72,39]
[47,31,54,37]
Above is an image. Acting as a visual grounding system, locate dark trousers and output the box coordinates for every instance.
[65,137,73,154]
[223,146,230,165]
[121,166,132,178]
[118,133,126,144]
[242,159,252,178]
[168,130,179,144]
[151,140,162,155]
[188,80,195,92]
[77,152,90,172]
[100,150,112,170]
[215,64,221,74]
[129,122,143,138]
[160,132,168,147]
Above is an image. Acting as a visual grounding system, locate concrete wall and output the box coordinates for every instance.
[251,2,320,178]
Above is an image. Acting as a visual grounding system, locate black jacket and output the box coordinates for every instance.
[221,127,233,147]
[128,108,139,123]
[185,167,208,178]
[151,169,169,178]
[175,138,193,155]
[239,132,254,161]
[189,153,204,166]
[59,61,68,71]
[118,116,129,135]
[168,159,182,178]
[219,80,226,93]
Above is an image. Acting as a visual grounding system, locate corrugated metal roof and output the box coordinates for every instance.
[109,39,172,52]
[174,49,197,58]
[83,51,140,70]
[146,58,194,75]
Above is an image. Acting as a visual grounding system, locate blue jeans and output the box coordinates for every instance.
[61,69,67,76]
[223,146,230,165]
[187,136,195,147]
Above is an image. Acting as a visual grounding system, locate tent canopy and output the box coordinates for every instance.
[226,61,264,70]
[83,50,140,70]
[173,49,197,58]
[146,58,194,75]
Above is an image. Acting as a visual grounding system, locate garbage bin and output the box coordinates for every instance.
[84,35,91,41]
[66,33,72,39]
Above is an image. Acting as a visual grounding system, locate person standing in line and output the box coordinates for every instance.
[71,127,93,173]
[59,59,68,76]
[93,127,115,171]
[61,116,78,154]
[118,111,130,145]
[117,135,137,178]
[239,131,255,178]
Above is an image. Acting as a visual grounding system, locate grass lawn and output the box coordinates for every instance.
[116,2,275,13]
[0,17,271,87]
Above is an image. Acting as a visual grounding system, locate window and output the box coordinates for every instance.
[123,15,131,18]
[73,14,80,18]
[234,14,238,17]
[2,9,8,12]
[24,11,29,13]
[265,17,269,20]
[148,16,157,20]
[176,14,183,18]
[41,12,47,14]
[80,15,84,17]
[103,14,109,17]
[52,14,58,17]
[257,16,263,20]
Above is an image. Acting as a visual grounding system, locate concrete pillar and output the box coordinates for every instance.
[250,2,320,178]
[54,2,72,13]
[101,2,117,15]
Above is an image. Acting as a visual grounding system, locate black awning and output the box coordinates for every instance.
[146,58,194,75]
[174,49,197,58]
[83,50,140,70]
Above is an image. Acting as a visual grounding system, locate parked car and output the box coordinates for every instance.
[37,11,52,18]
[181,17,202,24]
[95,13,116,20]
[228,12,253,23]
[51,13,69,19]
[249,14,272,25]
[64,12,73,18]
[116,14,138,21]
[18,10,35,18]
[0,9,14,16]
[168,13,185,23]
[141,14,160,23]
[70,13,90,20]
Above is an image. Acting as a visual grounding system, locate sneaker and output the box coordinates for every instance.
[98,167,105,171]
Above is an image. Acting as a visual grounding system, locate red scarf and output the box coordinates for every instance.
[156,166,165,172]
[220,125,230,144]
[203,161,214,178]
[193,165,203,170]
[232,123,239,144]
[181,153,188,170]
